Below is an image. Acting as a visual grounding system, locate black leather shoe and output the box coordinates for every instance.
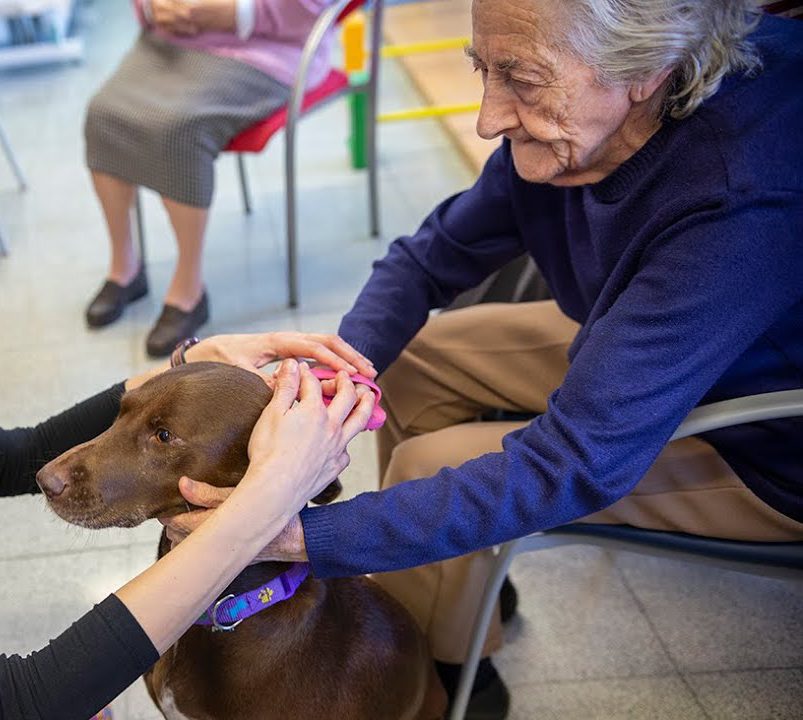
[146,292,209,358]
[86,266,148,328]
[464,663,510,720]
[500,575,519,624]
[437,658,511,720]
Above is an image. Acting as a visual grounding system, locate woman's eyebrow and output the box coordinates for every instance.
[465,46,551,76]
[464,45,482,63]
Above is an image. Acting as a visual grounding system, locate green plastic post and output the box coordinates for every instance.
[348,70,369,170]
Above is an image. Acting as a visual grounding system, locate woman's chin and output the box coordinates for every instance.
[510,142,566,185]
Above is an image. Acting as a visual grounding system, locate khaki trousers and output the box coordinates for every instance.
[372,301,803,664]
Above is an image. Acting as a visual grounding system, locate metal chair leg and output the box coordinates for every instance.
[0,226,7,257]
[285,125,299,309]
[366,0,384,238]
[0,121,27,191]
[237,154,252,215]
[449,542,519,720]
[133,189,146,267]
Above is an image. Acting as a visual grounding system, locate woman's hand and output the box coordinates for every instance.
[163,482,307,563]
[245,363,373,502]
[150,0,237,35]
[185,332,377,380]
[150,0,199,35]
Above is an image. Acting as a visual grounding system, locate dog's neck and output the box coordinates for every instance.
[222,560,299,598]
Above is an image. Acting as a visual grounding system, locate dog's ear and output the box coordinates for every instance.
[309,479,343,505]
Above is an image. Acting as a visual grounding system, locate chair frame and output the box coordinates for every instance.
[0,119,27,256]
[449,389,803,720]
[134,0,384,307]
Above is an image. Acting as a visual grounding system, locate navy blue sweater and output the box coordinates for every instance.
[301,16,803,577]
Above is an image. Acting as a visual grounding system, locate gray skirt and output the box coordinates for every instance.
[85,33,290,208]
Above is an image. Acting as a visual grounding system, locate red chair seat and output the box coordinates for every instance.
[225,69,350,153]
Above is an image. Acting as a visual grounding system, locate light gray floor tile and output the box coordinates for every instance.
[493,547,676,685]
[616,554,803,673]
[507,675,707,720]
[685,668,803,720]
[0,546,134,657]
[0,494,161,562]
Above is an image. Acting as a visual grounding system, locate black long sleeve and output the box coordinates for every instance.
[0,382,159,717]
[0,595,159,720]
[0,383,125,497]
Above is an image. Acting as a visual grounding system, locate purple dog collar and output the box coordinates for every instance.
[195,562,310,632]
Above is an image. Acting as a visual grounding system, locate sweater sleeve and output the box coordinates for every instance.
[302,192,803,576]
[0,384,125,497]
[338,142,526,373]
[131,0,149,27]
[0,594,159,720]
[251,0,330,42]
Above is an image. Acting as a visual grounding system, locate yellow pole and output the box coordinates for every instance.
[380,37,470,58]
[379,103,481,123]
[342,11,367,73]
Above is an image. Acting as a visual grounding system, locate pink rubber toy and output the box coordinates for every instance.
[310,366,386,430]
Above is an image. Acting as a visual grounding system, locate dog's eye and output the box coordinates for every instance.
[155,428,173,444]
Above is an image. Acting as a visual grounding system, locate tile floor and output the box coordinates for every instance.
[1,2,801,719]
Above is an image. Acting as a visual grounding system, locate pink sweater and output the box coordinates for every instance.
[132,0,334,88]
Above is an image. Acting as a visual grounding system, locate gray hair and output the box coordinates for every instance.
[562,0,763,119]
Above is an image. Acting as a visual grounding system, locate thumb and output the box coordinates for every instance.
[178,476,228,509]
[269,359,301,412]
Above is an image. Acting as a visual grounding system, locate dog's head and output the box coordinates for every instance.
[37,362,338,529]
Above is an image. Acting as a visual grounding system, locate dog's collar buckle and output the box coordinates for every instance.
[211,594,244,632]
[196,562,310,632]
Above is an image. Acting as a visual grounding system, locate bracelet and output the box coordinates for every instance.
[170,336,201,368]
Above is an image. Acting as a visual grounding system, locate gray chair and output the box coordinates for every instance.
[449,389,803,720]
[0,119,28,256]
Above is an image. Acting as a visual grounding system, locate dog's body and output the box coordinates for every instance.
[37,363,445,720]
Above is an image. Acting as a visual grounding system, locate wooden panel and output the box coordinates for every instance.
[383,0,495,173]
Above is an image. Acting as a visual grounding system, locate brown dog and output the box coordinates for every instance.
[36,362,446,720]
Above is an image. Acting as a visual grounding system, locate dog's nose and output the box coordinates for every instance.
[36,469,67,499]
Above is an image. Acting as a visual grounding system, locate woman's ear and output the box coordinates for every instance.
[629,67,673,103]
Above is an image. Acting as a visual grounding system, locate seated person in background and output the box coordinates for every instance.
[164,2,803,718]
[84,0,333,357]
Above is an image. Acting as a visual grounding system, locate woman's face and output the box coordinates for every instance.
[470,0,647,186]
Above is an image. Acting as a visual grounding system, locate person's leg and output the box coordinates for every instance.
[91,171,139,284]
[373,301,577,687]
[580,435,803,541]
[374,420,528,664]
[85,171,148,328]
[161,197,208,311]
[144,196,210,357]
[377,300,579,477]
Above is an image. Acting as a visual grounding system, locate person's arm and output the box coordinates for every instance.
[140,0,328,40]
[0,385,125,497]
[0,362,373,720]
[247,0,331,42]
[299,193,803,577]
[338,142,526,374]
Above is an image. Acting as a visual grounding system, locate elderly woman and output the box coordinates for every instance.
[164,1,803,717]
[84,0,332,357]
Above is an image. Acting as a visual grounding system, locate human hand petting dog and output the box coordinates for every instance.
[125,331,376,392]
[162,360,375,561]
[185,331,377,381]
